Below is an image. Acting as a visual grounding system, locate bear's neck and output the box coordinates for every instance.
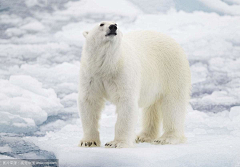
[82,41,122,75]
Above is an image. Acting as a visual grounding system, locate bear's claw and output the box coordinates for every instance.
[78,140,99,147]
[105,141,131,148]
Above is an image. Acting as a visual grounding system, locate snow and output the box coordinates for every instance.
[190,62,208,84]
[0,0,240,166]
[20,21,45,32]
[0,145,12,153]
[0,75,63,133]
[53,0,142,22]
[25,105,240,167]
[199,0,240,15]
[229,106,240,120]
[25,0,39,8]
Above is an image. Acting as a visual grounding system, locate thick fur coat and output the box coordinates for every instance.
[78,21,191,148]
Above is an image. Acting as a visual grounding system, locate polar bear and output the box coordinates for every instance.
[78,21,191,148]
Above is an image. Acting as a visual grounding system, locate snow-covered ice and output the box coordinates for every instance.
[0,0,240,166]
[0,75,63,133]
[23,105,240,167]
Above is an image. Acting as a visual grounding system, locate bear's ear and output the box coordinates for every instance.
[83,31,89,38]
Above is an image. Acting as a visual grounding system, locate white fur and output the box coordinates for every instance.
[78,21,191,148]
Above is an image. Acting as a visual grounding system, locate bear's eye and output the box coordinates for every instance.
[100,23,104,27]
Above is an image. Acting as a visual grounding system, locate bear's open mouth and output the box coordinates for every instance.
[105,32,117,36]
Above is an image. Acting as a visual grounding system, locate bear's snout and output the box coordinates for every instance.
[106,24,117,36]
[109,24,117,31]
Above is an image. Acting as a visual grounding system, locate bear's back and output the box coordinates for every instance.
[124,31,185,59]
[123,31,190,101]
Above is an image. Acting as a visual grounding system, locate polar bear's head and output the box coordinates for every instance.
[83,21,122,47]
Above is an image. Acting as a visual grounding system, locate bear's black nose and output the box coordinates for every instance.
[109,25,117,31]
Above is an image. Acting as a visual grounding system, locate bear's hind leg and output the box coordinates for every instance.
[136,102,162,143]
[153,96,187,145]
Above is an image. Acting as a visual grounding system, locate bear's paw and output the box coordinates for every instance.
[153,135,186,145]
[135,134,155,143]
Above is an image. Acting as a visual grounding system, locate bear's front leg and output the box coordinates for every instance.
[105,99,138,148]
[78,97,105,147]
